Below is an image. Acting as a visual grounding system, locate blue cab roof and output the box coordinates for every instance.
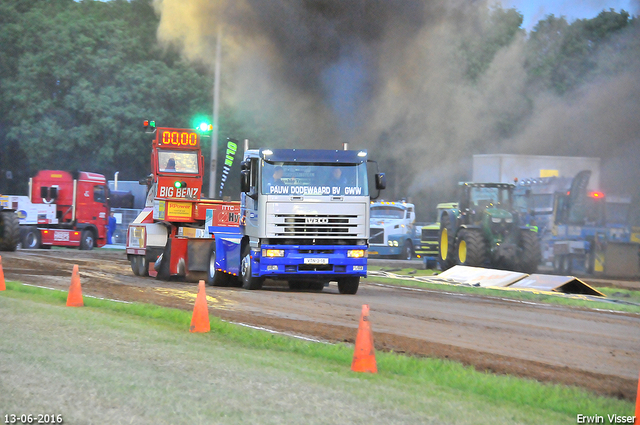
[260,148,368,164]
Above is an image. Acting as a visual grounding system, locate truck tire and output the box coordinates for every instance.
[337,276,359,294]
[155,241,172,281]
[398,240,413,260]
[137,255,149,277]
[241,245,263,290]
[517,230,541,274]
[207,248,229,286]
[22,227,41,249]
[130,255,140,276]
[456,229,486,267]
[80,229,95,250]
[438,215,456,271]
[0,211,20,251]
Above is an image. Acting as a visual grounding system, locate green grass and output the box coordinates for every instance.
[366,266,640,314]
[0,280,634,424]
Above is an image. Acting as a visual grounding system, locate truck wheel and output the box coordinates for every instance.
[137,255,149,277]
[22,227,41,249]
[456,229,486,267]
[0,211,20,251]
[438,215,456,271]
[337,276,359,294]
[517,230,541,274]
[80,230,95,250]
[241,245,263,290]
[207,248,229,286]
[155,241,172,281]
[130,255,140,276]
[398,241,413,260]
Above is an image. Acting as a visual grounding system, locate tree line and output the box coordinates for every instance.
[0,0,636,206]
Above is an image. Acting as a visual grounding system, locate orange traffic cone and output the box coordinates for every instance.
[66,264,84,307]
[351,304,377,373]
[0,255,5,291]
[189,280,210,333]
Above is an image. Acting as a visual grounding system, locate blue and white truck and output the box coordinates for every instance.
[368,200,420,260]
[127,124,386,295]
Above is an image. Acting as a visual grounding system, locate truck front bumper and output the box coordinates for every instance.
[368,245,400,257]
[253,244,368,279]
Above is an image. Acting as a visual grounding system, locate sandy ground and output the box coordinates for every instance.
[2,249,639,400]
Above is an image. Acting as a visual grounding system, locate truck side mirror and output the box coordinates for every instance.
[240,170,250,193]
[375,173,386,190]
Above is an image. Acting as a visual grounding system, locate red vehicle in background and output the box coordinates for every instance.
[1,170,110,249]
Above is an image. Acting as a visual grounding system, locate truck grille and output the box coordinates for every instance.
[421,227,439,242]
[272,214,359,237]
[369,227,384,245]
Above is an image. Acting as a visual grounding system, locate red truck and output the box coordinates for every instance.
[1,170,110,249]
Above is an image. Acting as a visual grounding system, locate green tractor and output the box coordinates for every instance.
[0,206,20,251]
[438,183,540,273]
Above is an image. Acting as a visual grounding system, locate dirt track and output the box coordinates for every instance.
[2,249,639,401]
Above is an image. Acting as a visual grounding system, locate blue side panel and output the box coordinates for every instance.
[218,237,241,276]
[255,244,368,279]
[209,227,242,276]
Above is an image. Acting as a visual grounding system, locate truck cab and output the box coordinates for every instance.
[368,200,419,260]
[239,148,375,293]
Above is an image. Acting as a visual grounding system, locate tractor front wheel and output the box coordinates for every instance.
[438,215,456,271]
[456,229,487,267]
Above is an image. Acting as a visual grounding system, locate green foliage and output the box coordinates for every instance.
[0,1,213,184]
[525,10,633,94]
[459,6,524,82]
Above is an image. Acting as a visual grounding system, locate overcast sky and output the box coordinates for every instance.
[494,0,639,30]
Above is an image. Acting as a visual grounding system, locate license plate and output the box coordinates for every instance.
[304,258,328,265]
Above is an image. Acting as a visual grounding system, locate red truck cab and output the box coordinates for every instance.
[30,170,109,249]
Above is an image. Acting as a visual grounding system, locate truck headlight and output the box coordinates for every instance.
[491,217,502,223]
[348,249,366,258]
[262,249,284,257]
[129,226,146,248]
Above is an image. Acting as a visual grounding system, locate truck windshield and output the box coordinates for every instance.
[158,150,199,174]
[371,207,405,219]
[262,162,368,196]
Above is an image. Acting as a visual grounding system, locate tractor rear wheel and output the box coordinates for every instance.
[456,229,487,267]
[0,211,20,251]
[518,230,541,274]
[438,214,456,271]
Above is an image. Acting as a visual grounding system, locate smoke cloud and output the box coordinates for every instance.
[153,0,640,219]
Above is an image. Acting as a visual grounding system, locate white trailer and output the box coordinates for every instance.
[472,154,601,191]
